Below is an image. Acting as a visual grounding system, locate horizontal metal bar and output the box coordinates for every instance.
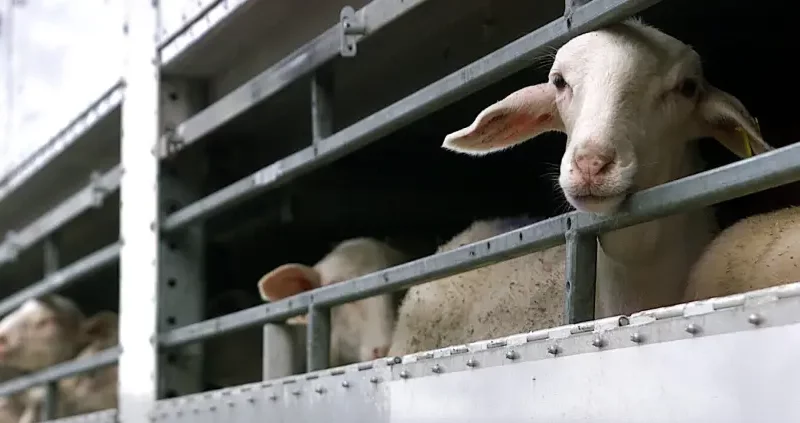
[157,0,224,49]
[161,0,661,232]
[0,82,124,204]
[0,166,122,267]
[0,346,120,397]
[0,243,121,317]
[159,138,800,348]
[166,0,430,155]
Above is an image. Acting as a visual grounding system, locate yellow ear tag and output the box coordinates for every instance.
[735,117,761,158]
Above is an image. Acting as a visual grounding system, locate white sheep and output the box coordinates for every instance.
[18,311,118,423]
[684,206,800,302]
[389,217,565,355]
[0,295,86,372]
[441,18,774,318]
[258,237,411,366]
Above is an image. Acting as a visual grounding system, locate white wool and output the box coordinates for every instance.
[684,207,800,302]
[390,219,565,356]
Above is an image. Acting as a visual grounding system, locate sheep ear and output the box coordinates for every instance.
[82,312,118,340]
[257,264,321,302]
[442,83,564,155]
[698,85,774,158]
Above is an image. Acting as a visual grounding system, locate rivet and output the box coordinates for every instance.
[369,376,379,384]
[630,332,643,343]
[748,313,763,326]
[431,364,443,374]
[591,336,605,348]
[314,386,325,394]
[617,316,631,326]
[547,345,560,355]
[341,381,350,388]
[466,358,478,368]
[685,323,700,335]
[399,370,410,379]
[505,350,518,360]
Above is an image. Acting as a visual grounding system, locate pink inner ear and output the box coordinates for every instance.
[257,264,320,301]
[443,83,560,154]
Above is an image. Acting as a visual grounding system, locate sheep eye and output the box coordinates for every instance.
[677,78,698,98]
[551,74,568,90]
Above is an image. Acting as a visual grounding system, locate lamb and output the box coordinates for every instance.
[683,207,800,302]
[441,18,774,318]
[0,295,86,372]
[389,217,565,355]
[18,311,118,423]
[258,237,411,367]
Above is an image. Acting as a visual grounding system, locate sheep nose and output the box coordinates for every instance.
[371,346,390,359]
[574,150,616,178]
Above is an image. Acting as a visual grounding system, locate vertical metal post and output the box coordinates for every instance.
[310,68,334,143]
[304,69,335,372]
[263,323,306,379]
[42,237,59,420]
[564,217,597,324]
[307,305,331,371]
[158,79,208,398]
[118,0,160,421]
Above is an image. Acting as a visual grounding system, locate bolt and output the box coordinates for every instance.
[393,356,402,364]
[399,370,410,379]
[618,316,631,326]
[466,358,478,368]
[341,381,350,388]
[547,345,560,355]
[748,313,763,326]
[685,323,700,335]
[505,350,518,360]
[247,397,255,403]
[269,394,278,401]
[630,332,643,343]
[369,376,379,384]
[291,390,301,396]
[591,336,605,348]
[431,364,443,374]
[314,386,325,394]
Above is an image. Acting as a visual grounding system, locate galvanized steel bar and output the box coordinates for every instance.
[564,227,597,324]
[160,0,664,233]
[0,347,120,397]
[164,0,432,151]
[118,0,161,420]
[0,243,121,317]
[311,70,334,143]
[42,237,60,420]
[0,166,122,267]
[307,305,331,372]
[159,138,800,348]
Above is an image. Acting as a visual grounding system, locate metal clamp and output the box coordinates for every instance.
[89,171,109,209]
[161,127,185,157]
[339,6,366,58]
[564,0,593,29]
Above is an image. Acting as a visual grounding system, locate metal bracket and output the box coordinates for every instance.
[564,0,592,30]
[160,126,185,157]
[339,6,366,58]
[89,171,109,209]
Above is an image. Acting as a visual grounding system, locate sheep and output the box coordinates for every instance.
[389,217,565,355]
[17,311,118,423]
[441,18,774,318]
[683,206,800,302]
[0,295,86,372]
[258,237,411,367]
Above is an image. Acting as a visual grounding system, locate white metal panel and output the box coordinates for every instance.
[0,0,122,178]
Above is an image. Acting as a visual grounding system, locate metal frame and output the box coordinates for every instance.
[150,283,800,422]
[161,0,432,156]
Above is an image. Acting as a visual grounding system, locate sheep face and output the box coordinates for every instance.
[258,238,408,367]
[0,297,85,371]
[443,20,771,215]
